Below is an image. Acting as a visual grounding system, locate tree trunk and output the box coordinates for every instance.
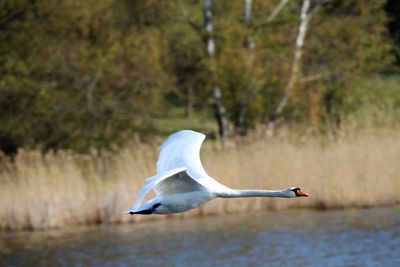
[243,0,255,50]
[234,0,255,138]
[267,0,291,22]
[204,0,228,143]
[213,86,228,141]
[267,0,312,135]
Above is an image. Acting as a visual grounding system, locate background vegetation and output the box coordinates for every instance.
[1,0,399,154]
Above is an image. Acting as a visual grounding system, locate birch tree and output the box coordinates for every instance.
[236,0,291,137]
[267,0,325,135]
[204,0,229,143]
[267,0,291,22]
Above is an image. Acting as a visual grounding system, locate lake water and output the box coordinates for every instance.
[1,207,399,267]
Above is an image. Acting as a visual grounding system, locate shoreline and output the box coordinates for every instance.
[1,203,399,233]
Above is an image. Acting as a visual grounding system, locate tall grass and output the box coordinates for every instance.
[1,127,399,231]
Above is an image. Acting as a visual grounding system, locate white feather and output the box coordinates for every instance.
[126,130,308,215]
[152,170,204,197]
[132,167,186,209]
[156,130,208,178]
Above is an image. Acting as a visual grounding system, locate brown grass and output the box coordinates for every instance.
[1,127,399,231]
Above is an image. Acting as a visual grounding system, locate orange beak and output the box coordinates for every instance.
[297,190,309,197]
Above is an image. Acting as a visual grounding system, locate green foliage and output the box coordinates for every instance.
[385,0,400,66]
[342,75,400,125]
[0,0,172,153]
[301,0,394,123]
[0,0,398,154]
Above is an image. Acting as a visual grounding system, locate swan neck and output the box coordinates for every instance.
[217,189,288,198]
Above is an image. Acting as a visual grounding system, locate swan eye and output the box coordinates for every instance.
[291,187,300,193]
[290,187,309,197]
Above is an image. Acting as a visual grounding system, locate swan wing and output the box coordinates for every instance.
[132,130,228,209]
[156,130,209,179]
[153,169,205,197]
[132,168,186,209]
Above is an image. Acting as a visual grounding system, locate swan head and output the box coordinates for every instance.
[287,187,309,198]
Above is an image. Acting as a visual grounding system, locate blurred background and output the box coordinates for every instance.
[1,0,400,266]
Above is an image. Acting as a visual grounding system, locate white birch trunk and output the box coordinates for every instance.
[243,0,255,49]
[204,0,228,143]
[267,0,291,22]
[266,0,312,136]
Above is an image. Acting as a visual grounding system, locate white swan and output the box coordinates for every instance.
[124,130,308,215]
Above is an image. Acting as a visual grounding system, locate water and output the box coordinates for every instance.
[1,207,399,267]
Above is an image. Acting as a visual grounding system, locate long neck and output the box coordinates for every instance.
[216,189,289,198]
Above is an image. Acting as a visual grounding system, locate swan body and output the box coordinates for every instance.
[125,130,308,215]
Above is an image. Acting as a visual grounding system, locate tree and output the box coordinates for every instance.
[0,0,173,153]
[204,0,229,143]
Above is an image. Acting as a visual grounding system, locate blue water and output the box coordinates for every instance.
[1,207,399,267]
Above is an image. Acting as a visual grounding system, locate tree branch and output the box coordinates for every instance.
[267,0,291,22]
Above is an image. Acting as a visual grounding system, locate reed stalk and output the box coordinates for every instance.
[1,127,399,231]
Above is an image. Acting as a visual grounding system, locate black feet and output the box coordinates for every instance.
[128,203,161,215]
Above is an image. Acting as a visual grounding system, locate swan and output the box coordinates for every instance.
[124,130,308,215]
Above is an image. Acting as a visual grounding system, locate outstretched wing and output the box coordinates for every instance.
[156,130,208,179]
[131,130,228,210]
[131,168,204,209]
[153,169,205,197]
[132,168,185,209]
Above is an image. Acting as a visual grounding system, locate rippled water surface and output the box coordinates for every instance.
[1,207,400,267]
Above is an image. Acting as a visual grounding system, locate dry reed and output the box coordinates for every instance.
[1,127,399,231]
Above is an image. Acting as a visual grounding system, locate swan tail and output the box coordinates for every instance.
[122,210,133,215]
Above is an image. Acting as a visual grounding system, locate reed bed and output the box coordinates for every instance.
[1,128,399,231]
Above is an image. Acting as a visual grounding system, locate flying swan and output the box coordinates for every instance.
[124,130,308,215]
